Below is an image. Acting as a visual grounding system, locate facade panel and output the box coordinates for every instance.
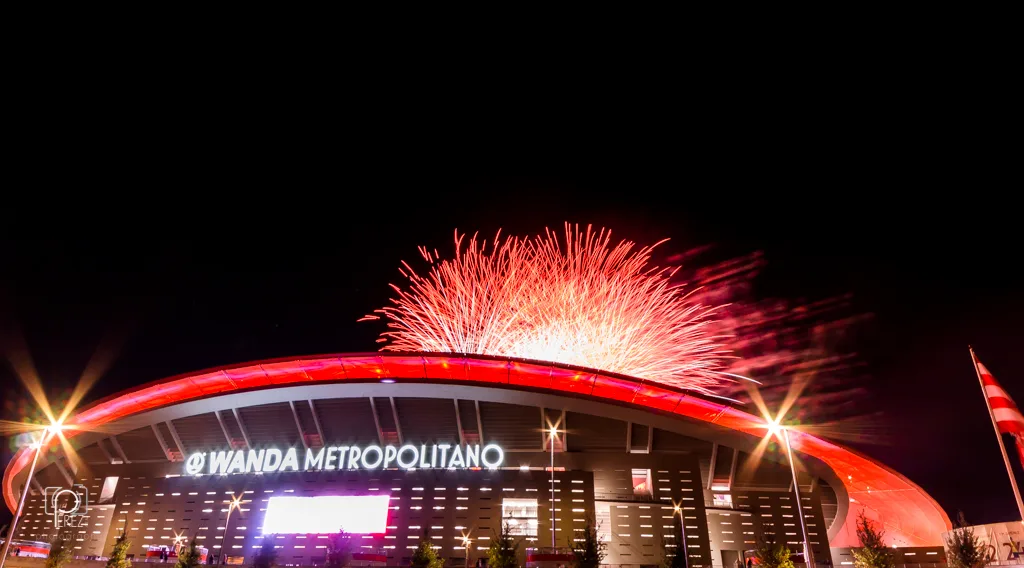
[13,395,847,568]
[393,398,460,443]
[479,402,541,451]
[172,413,229,451]
[565,412,626,452]
[116,426,168,462]
[313,399,380,446]
[238,403,301,447]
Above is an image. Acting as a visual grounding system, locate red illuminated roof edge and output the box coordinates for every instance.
[2,353,951,547]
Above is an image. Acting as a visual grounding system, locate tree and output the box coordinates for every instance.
[753,533,794,568]
[485,522,519,568]
[253,540,278,568]
[106,532,133,568]
[945,512,986,568]
[175,538,201,568]
[326,531,353,568]
[851,513,894,568]
[45,534,73,568]
[410,534,444,568]
[572,518,606,568]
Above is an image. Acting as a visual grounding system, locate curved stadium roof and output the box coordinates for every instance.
[3,353,951,547]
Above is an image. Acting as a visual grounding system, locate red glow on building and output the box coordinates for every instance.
[3,353,951,548]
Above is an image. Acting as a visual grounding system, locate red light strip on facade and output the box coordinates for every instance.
[2,353,951,546]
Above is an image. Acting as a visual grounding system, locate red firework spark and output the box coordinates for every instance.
[362,223,744,396]
[670,249,876,439]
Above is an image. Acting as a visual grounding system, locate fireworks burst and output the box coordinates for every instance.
[363,223,745,395]
[669,249,876,439]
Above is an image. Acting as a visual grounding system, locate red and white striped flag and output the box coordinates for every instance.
[977,359,1024,469]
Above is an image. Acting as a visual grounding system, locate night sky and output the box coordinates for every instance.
[1,176,1020,529]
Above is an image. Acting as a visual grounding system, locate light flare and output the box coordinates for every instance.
[57,333,123,424]
[739,400,814,484]
[366,224,741,395]
[1,324,57,426]
[2,319,124,462]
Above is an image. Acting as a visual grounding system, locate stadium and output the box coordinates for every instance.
[4,353,951,567]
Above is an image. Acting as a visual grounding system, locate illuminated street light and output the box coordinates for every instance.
[548,425,559,549]
[763,416,814,568]
[462,535,473,568]
[0,422,64,568]
[173,532,187,556]
[672,500,688,568]
[220,495,244,564]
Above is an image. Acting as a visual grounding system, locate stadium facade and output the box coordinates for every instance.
[4,354,951,566]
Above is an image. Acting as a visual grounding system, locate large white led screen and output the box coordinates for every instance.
[262,495,391,535]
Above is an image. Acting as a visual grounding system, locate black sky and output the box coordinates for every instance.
[1,155,1020,530]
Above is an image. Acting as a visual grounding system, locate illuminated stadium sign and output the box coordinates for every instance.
[183,443,504,475]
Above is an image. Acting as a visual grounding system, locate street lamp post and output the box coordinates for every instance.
[462,536,472,568]
[173,533,186,556]
[220,495,242,565]
[0,426,60,568]
[549,426,557,550]
[782,429,814,568]
[674,504,689,568]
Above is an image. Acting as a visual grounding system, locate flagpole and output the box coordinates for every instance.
[970,347,1024,521]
